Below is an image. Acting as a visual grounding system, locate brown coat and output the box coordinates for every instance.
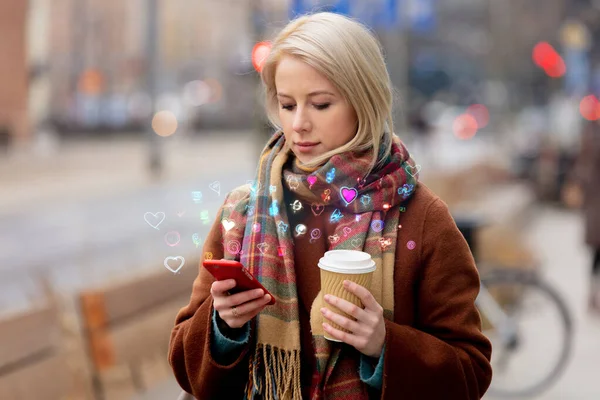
[168,183,493,399]
[577,121,600,247]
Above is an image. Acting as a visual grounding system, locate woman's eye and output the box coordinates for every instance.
[314,103,330,110]
[281,104,295,111]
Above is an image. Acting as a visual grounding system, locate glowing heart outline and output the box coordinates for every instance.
[340,187,358,205]
[405,164,421,178]
[221,219,235,232]
[144,212,166,230]
[164,256,185,273]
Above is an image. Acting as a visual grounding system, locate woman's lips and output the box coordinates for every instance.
[294,142,319,153]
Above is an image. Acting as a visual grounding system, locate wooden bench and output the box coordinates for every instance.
[79,262,198,399]
[0,305,70,399]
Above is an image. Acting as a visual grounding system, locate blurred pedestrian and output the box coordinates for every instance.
[570,118,600,312]
[169,12,491,399]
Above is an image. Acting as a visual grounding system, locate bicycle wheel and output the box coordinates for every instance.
[478,269,573,398]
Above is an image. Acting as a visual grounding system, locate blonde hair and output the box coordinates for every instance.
[261,12,394,173]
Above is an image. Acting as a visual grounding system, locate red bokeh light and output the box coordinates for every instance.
[252,41,272,73]
[466,104,489,129]
[453,114,478,140]
[579,95,600,121]
[532,42,566,78]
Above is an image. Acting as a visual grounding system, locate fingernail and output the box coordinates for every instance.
[343,280,350,287]
[255,289,264,296]
[265,294,271,301]
[320,307,326,314]
[324,294,331,302]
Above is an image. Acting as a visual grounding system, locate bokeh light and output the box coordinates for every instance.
[183,80,211,107]
[532,41,566,78]
[466,104,490,129]
[579,95,600,121]
[204,78,223,103]
[252,41,271,73]
[453,113,478,140]
[152,110,178,137]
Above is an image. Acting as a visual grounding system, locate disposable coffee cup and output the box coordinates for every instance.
[318,250,376,341]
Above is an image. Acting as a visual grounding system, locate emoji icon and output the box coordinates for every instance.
[405,164,421,178]
[357,177,367,189]
[221,219,235,232]
[310,228,322,243]
[370,220,384,232]
[200,210,210,225]
[328,234,340,244]
[277,221,289,234]
[192,233,201,248]
[407,240,416,250]
[165,231,181,247]
[246,205,255,216]
[209,181,221,196]
[227,240,241,255]
[330,209,343,223]
[340,187,358,205]
[360,195,371,206]
[144,212,165,230]
[191,191,203,204]
[269,200,279,216]
[379,237,392,250]
[311,203,324,216]
[177,211,186,217]
[398,184,414,200]
[164,256,185,273]
[355,214,362,222]
[399,206,406,213]
[294,224,307,237]
[343,227,352,237]
[322,189,331,203]
[252,223,261,233]
[204,252,213,260]
[307,175,317,188]
[257,242,269,254]
[287,175,300,190]
[290,200,303,213]
[269,185,277,193]
[247,180,260,194]
[326,168,336,183]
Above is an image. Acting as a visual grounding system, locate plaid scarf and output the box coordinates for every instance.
[219,131,419,400]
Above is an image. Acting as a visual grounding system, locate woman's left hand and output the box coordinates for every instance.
[320,280,386,358]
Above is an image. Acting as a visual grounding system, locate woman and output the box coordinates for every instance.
[169,12,492,399]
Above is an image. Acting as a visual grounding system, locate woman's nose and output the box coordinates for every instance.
[292,107,311,132]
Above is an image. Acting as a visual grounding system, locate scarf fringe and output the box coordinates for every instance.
[246,344,302,400]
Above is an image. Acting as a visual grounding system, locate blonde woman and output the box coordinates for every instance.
[169,12,492,400]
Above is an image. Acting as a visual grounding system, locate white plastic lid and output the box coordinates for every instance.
[318,250,376,274]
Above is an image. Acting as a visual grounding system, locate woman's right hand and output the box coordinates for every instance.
[211,279,272,329]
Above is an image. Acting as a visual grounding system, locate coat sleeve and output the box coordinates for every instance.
[381,198,493,400]
[168,203,253,399]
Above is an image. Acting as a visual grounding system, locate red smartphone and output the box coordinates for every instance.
[202,259,276,305]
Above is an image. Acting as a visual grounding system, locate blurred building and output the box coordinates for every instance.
[0,0,28,144]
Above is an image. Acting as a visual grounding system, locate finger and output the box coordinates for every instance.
[342,280,382,312]
[211,279,237,296]
[324,294,368,322]
[229,294,271,318]
[320,307,364,335]
[322,322,367,349]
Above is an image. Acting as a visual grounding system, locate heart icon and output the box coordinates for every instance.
[307,175,317,187]
[222,219,235,232]
[164,256,185,273]
[144,212,166,230]
[311,204,324,216]
[328,235,340,244]
[209,181,221,196]
[340,187,358,205]
[406,164,421,178]
[343,227,352,237]
[351,238,362,248]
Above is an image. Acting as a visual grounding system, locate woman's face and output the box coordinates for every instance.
[275,56,358,165]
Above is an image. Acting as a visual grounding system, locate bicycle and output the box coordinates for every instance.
[455,216,573,398]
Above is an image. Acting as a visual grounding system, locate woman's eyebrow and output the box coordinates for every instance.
[277,91,335,98]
